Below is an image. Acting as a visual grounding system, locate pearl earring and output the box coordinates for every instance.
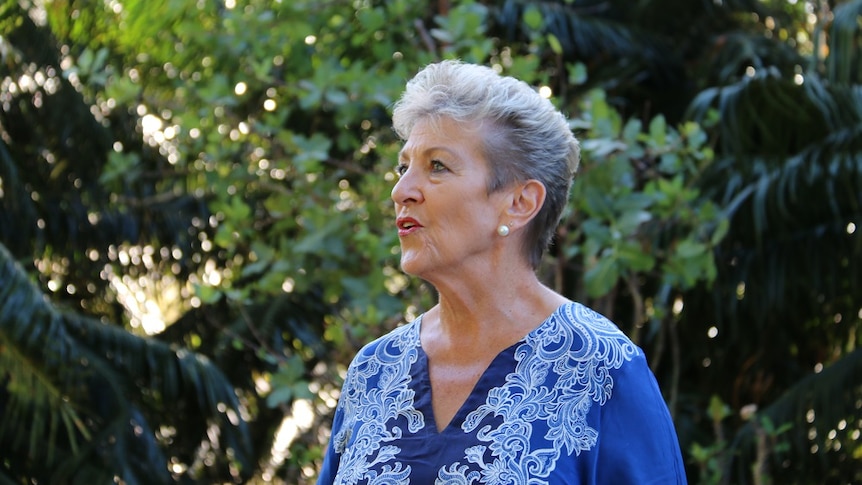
[497,224,510,237]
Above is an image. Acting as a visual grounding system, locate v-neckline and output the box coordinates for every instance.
[412,305,563,434]
[414,343,515,434]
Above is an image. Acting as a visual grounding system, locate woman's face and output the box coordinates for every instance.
[391,117,509,280]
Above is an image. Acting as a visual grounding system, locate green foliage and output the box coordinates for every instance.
[564,88,725,305]
[690,395,733,485]
[0,243,251,484]
[1,0,861,484]
[691,394,797,485]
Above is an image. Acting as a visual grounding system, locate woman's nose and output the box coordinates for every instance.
[391,167,423,205]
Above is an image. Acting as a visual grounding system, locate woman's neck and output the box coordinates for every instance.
[422,269,567,350]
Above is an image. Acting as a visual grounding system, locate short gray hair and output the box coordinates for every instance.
[392,60,580,269]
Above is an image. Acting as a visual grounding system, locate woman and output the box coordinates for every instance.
[317,60,687,484]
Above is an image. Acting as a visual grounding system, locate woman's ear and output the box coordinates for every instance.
[505,179,546,229]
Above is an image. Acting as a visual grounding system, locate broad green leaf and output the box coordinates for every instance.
[584,256,619,297]
[523,5,543,30]
[547,33,563,55]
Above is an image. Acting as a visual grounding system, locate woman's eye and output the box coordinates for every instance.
[395,163,408,176]
[431,160,447,171]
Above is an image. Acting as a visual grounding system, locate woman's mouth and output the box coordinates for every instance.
[396,217,422,236]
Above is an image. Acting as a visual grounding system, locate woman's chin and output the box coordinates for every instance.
[399,253,430,277]
[398,259,421,276]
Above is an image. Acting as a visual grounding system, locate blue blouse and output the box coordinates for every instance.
[317,302,687,484]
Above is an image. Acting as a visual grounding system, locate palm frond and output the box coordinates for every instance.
[702,31,804,85]
[688,71,836,161]
[0,470,18,485]
[0,250,91,459]
[689,79,862,331]
[682,60,862,483]
[0,242,253,483]
[492,0,679,71]
[726,349,862,484]
[826,0,862,85]
[520,1,639,57]
[693,76,862,229]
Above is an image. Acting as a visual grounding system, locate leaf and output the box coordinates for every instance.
[648,114,667,147]
[266,386,294,408]
[523,5,543,30]
[710,218,730,246]
[581,138,627,158]
[568,61,588,85]
[357,6,385,31]
[195,284,223,304]
[584,256,619,297]
[622,118,642,143]
[615,209,652,235]
[615,241,655,272]
[708,395,732,422]
[293,133,332,173]
[675,239,708,259]
[547,33,563,55]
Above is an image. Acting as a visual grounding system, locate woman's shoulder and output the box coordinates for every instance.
[350,316,422,366]
[555,301,634,339]
[533,301,642,367]
[339,317,424,396]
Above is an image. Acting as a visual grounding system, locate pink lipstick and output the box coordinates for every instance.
[396,217,422,237]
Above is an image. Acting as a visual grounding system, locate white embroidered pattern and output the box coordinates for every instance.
[331,302,638,485]
[332,323,423,484]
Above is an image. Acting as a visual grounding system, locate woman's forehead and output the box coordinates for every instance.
[400,119,485,155]
[404,117,492,144]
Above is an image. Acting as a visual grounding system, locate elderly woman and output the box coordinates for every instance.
[317,60,687,484]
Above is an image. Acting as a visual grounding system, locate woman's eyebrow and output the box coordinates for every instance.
[399,145,456,161]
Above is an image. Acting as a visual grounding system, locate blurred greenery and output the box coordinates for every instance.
[0,0,860,483]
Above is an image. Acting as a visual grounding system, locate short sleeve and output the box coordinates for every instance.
[316,387,346,485]
[596,351,688,484]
